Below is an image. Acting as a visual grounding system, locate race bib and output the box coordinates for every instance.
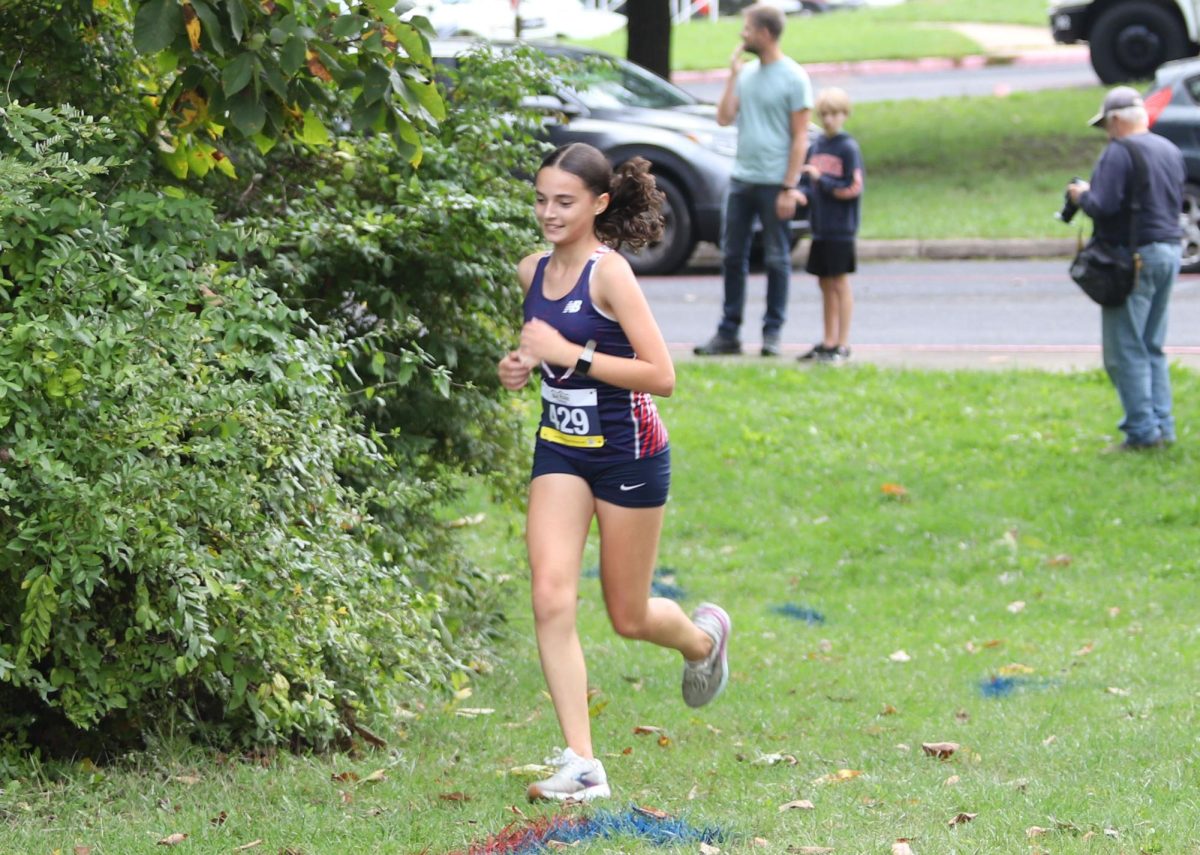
[538,382,605,448]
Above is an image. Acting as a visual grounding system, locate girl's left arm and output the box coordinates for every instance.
[589,254,675,397]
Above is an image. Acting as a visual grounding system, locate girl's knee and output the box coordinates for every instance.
[608,605,648,640]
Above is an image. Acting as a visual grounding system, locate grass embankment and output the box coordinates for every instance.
[580,0,1050,69]
[7,365,1199,853]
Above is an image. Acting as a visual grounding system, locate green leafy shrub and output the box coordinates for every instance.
[0,103,458,752]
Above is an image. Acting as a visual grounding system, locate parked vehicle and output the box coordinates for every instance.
[1142,56,1200,269]
[1049,0,1200,83]
[404,0,626,41]
[432,39,809,275]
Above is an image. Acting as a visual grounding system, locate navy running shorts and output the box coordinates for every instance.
[531,444,670,508]
[805,238,857,277]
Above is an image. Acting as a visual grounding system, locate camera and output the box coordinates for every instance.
[1057,177,1084,223]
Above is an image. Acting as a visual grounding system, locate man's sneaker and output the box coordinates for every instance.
[817,345,850,364]
[694,335,742,356]
[797,343,833,361]
[526,747,611,803]
[682,603,731,708]
[761,334,781,357]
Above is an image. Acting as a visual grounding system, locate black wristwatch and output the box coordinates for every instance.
[780,184,794,192]
[575,339,597,376]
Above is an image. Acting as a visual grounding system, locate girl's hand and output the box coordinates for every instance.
[519,318,571,366]
[498,350,533,390]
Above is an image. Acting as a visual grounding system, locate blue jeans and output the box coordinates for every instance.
[1101,240,1179,444]
[718,179,793,341]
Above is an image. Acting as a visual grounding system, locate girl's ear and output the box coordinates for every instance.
[594,192,611,216]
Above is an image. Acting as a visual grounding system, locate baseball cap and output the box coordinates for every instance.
[1088,86,1144,127]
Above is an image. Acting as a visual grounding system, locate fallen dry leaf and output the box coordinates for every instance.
[454,707,495,718]
[1006,600,1026,614]
[921,742,960,760]
[813,769,862,785]
[779,799,816,812]
[880,482,908,496]
[891,840,914,855]
[210,810,228,825]
[889,650,911,663]
[687,784,700,800]
[1073,642,1094,656]
[943,775,960,786]
[339,790,352,805]
[1042,734,1057,747]
[360,768,387,784]
[439,791,470,802]
[73,848,92,855]
[232,841,263,852]
[633,725,665,735]
[1104,828,1119,839]
[1046,554,1073,566]
[657,734,672,748]
[331,771,359,783]
[700,843,721,855]
[1026,826,1050,837]
[787,848,834,854]
[947,812,977,827]
[1106,686,1131,697]
[506,804,526,817]
[632,804,671,819]
[157,833,187,846]
[507,764,553,778]
[955,709,970,723]
[880,704,898,716]
[999,662,1034,676]
[752,838,770,847]
[1108,606,1121,618]
[170,775,201,786]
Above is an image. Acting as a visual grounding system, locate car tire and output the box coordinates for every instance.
[1089,2,1188,84]
[621,172,695,276]
[1180,182,1200,272]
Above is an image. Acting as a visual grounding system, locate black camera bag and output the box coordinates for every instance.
[1069,138,1148,308]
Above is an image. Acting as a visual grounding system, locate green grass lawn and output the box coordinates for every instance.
[853,87,1108,240]
[579,0,1050,70]
[7,364,1199,853]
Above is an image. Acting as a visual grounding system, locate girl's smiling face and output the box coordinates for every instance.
[535,166,608,246]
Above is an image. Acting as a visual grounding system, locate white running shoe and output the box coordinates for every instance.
[682,602,731,708]
[526,747,611,803]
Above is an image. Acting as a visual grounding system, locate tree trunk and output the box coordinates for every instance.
[624,0,672,80]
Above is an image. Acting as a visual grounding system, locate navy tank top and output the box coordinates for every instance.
[523,247,668,461]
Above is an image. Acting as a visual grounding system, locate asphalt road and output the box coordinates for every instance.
[646,257,1200,370]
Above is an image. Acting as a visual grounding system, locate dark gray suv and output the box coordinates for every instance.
[434,39,808,275]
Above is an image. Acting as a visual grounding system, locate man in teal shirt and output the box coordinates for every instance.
[695,3,812,357]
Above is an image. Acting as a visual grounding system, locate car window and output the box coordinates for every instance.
[1186,76,1200,104]
[566,57,697,111]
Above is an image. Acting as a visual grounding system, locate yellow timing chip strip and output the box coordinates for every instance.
[539,426,606,448]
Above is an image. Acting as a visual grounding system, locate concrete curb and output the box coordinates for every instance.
[687,237,1077,266]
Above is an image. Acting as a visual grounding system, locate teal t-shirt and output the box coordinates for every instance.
[732,56,813,185]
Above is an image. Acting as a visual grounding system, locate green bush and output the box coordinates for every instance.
[0,103,458,752]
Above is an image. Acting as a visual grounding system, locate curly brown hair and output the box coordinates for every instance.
[539,143,665,250]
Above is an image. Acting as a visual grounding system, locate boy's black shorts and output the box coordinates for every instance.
[805,238,857,277]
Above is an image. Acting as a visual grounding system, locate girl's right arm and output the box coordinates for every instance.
[498,253,542,390]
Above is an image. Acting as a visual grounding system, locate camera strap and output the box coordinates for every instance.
[1115,137,1149,264]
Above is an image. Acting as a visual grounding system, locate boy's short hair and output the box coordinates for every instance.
[744,4,785,40]
[815,87,852,116]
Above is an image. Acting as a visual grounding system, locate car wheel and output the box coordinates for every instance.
[621,173,695,276]
[1089,2,1188,84]
[1180,182,1200,272]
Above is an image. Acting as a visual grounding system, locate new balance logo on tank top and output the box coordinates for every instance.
[524,247,669,461]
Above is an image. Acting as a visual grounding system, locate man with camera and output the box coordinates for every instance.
[1066,86,1186,451]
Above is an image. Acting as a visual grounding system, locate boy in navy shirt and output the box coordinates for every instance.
[797,87,864,363]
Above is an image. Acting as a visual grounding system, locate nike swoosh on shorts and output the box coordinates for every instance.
[619,482,646,491]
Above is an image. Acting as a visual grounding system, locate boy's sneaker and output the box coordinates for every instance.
[817,345,850,364]
[694,335,742,356]
[761,334,781,357]
[682,603,731,708]
[526,747,611,803]
[797,343,832,361]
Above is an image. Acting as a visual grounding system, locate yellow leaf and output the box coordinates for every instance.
[778,799,815,811]
[360,768,387,784]
[183,3,201,51]
[157,833,188,846]
[999,663,1034,676]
